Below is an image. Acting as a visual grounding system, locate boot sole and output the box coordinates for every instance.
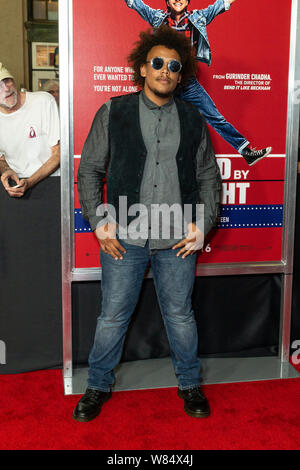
[184,405,211,418]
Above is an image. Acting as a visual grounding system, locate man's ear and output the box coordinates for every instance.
[177,73,182,85]
[140,63,147,78]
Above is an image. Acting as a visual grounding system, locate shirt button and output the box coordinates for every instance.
[154,184,157,188]
[157,140,160,143]
[156,162,159,165]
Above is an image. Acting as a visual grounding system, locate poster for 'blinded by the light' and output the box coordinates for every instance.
[72,0,292,268]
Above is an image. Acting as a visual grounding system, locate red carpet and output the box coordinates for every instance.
[1,364,300,450]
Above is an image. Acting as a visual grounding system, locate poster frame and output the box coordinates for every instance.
[59,0,300,393]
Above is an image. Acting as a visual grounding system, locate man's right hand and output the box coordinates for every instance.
[94,223,126,260]
[0,168,22,197]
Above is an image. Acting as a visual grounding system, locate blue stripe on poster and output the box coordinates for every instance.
[74,205,284,233]
[74,209,92,233]
[218,205,283,228]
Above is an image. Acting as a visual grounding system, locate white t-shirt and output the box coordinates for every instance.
[0,91,60,178]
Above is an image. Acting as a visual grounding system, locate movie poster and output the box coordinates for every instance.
[72,0,292,268]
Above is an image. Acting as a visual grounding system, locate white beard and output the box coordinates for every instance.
[0,91,18,109]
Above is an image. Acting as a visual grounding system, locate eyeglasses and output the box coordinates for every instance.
[147,57,182,73]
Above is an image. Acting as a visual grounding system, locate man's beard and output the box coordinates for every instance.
[153,89,173,99]
[0,91,18,109]
[152,80,174,99]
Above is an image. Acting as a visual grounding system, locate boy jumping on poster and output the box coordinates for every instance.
[123,0,272,165]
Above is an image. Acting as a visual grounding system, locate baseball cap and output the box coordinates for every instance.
[0,63,14,82]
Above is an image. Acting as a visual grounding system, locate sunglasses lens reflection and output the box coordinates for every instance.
[151,57,164,70]
[150,57,182,73]
[169,60,181,73]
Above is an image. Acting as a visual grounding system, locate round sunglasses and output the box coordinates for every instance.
[147,57,182,73]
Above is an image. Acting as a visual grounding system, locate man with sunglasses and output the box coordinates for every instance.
[123,0,272,165]
[74,26,221,422]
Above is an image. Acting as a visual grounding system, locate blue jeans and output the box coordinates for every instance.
[88,240,201,391]
[179,77,249,153]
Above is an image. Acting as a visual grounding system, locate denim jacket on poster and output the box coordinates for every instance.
[124,0,230,66]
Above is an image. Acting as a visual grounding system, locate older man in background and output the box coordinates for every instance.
[0,63,60,197]
[0,63,62,374]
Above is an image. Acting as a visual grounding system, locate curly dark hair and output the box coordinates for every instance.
[127,26,197,89]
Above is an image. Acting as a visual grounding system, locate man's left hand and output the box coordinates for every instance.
[172,223,204,258]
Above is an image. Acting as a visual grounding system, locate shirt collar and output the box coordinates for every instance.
[166,11,189,24]
[141,90,175,112]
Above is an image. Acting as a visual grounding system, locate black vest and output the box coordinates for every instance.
[108,92,203,225]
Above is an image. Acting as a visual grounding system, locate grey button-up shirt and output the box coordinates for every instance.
[78,91,221,249]
[128,91,184,248]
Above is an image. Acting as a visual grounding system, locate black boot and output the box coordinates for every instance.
[73,388,112,422]
[178,387,210,418]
